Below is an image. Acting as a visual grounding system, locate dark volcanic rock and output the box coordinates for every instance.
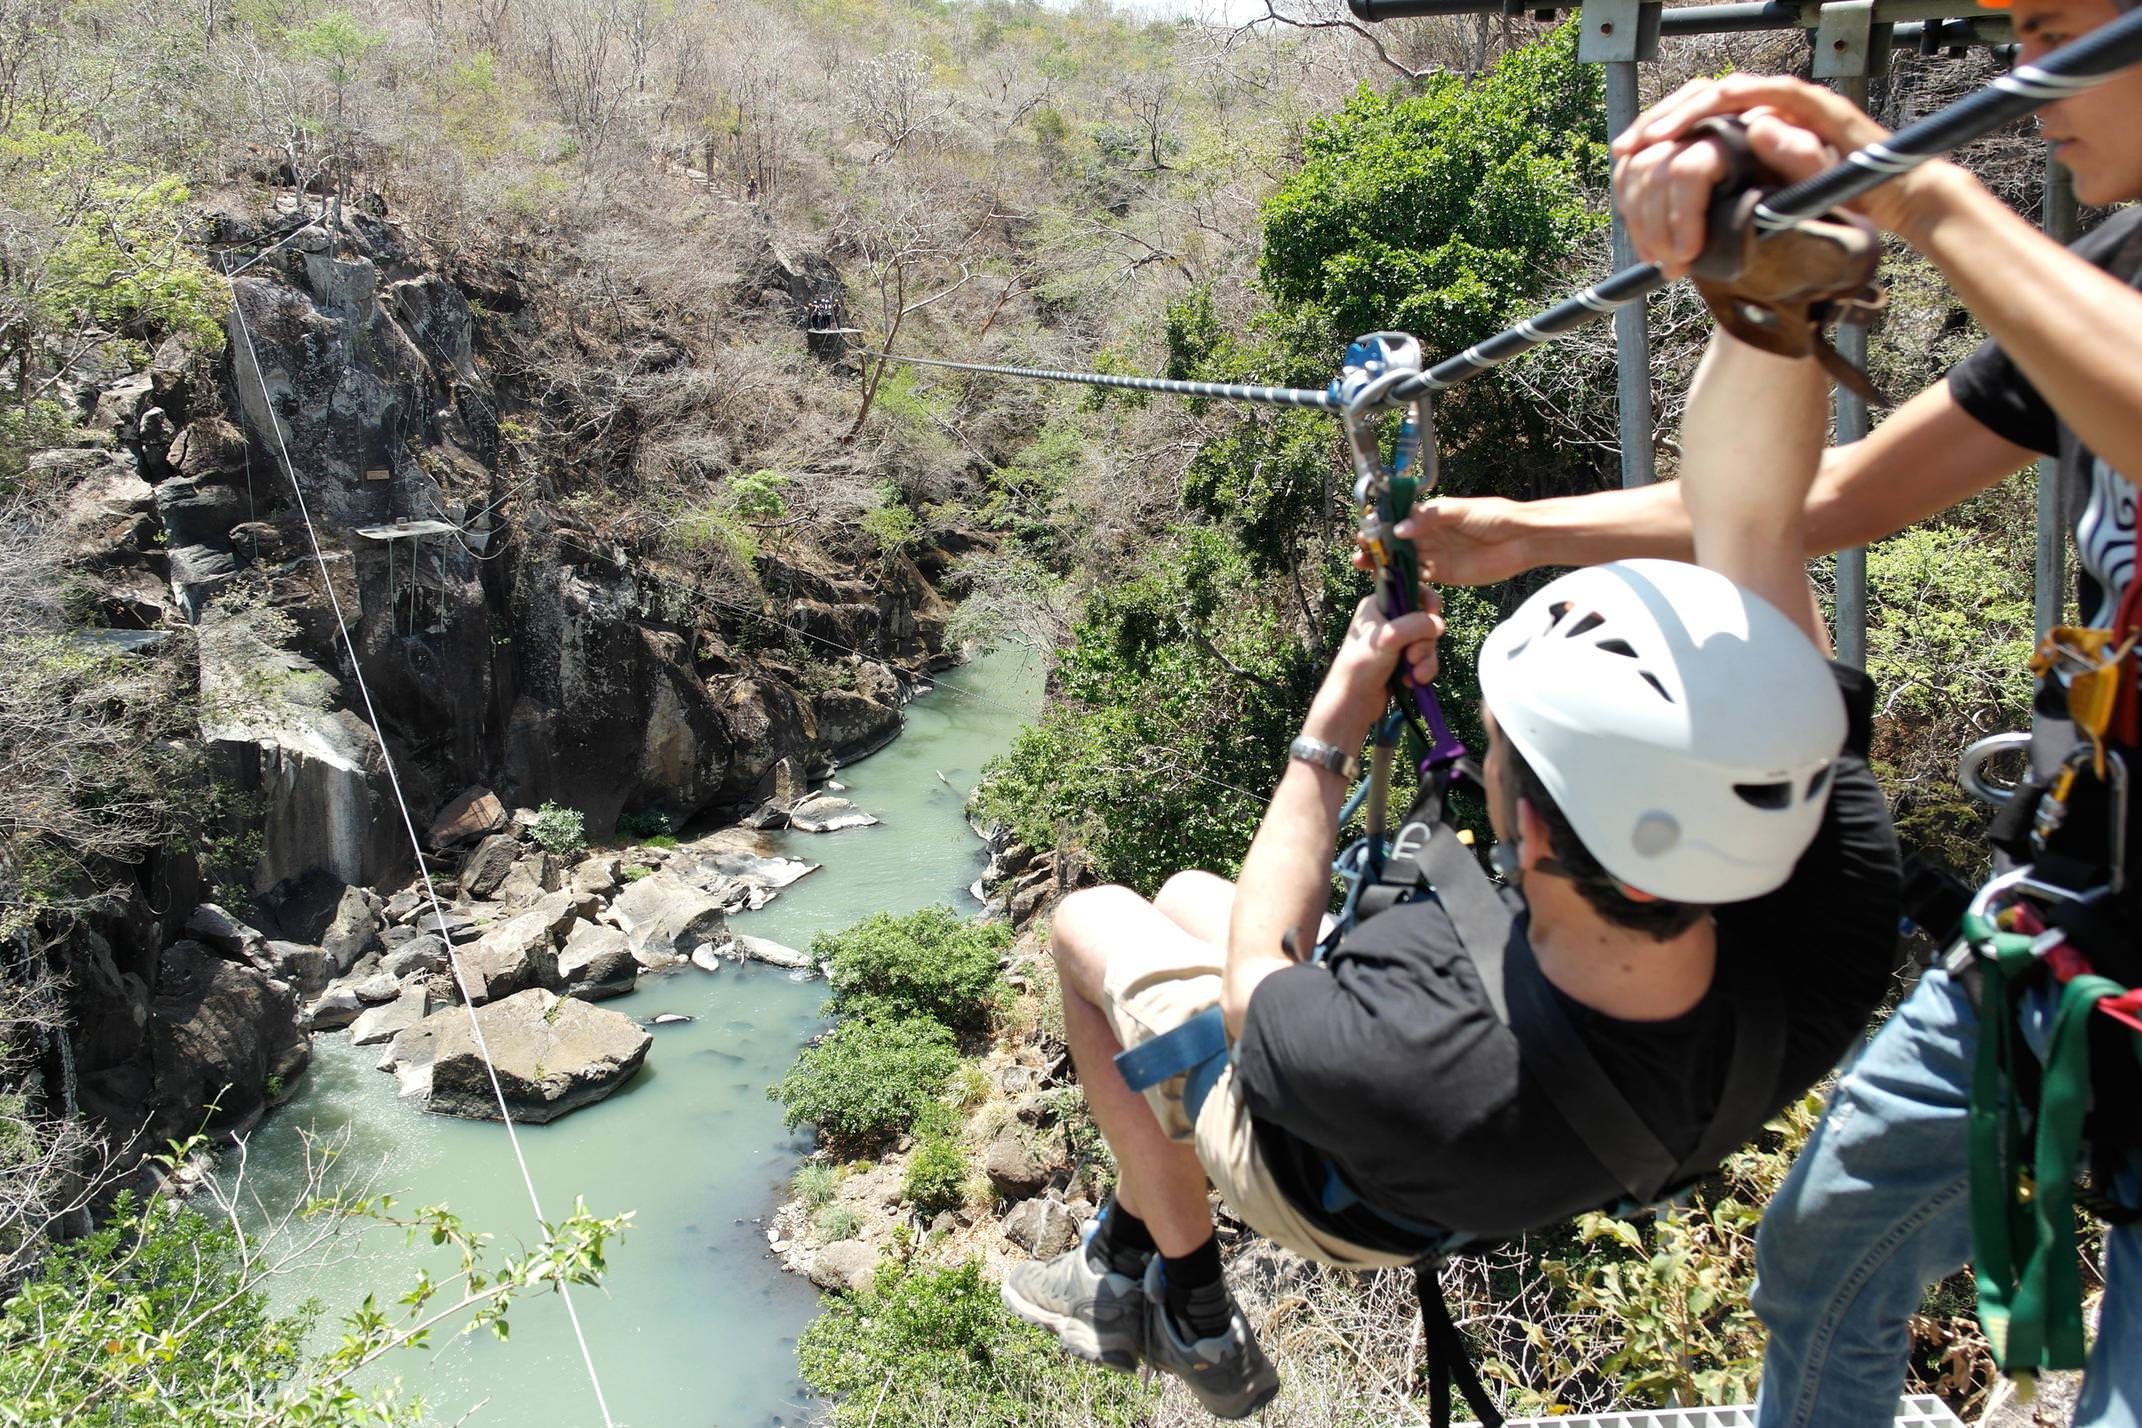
[147,940,308,1139]
[813,688,903,762]
[460,833,521,900]
[426,787,507,851]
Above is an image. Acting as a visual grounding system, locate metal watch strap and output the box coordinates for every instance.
[1289,735,1359,781]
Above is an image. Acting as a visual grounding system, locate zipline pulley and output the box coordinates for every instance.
[1331,333,1469,879]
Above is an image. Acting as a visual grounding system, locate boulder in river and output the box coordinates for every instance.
[350,988,432,1047]
[306,986,363,1030]
[788,795,878,833]
[321,886,385,973]
[426,989,652,1123]
[558,921,636,1001]
[609,872,728,966]
[269,941,335,999]
[379,1009,453,1098]
[735,935,814,972]
[353,972,401,1004]
[458,890,588,1003]
[382,934,449,981]
[149,940,310,1139]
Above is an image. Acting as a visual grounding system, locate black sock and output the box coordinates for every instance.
[1085,1195,1158,1278]
[1162,1235,1232,1340]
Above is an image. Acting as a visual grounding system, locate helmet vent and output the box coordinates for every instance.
[1566,611,1605,638]
[1638,671,1673,702]
[1544,600,1572,635]
[1733,781,1794,811]
[1806,765,1832,800]
[1596,638,1637,658]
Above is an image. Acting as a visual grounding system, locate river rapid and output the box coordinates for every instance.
[233,646,1045,1427]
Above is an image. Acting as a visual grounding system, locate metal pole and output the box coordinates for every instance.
[1833,71,1871,669]
[2037,154,2078,641]
[1606,60,1657,488]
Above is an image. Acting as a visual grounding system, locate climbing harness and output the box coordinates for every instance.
[1959,532,2142,1395]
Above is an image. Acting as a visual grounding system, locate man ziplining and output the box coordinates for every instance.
[1000,315,1905,1415]
[1395,0,2142,1418]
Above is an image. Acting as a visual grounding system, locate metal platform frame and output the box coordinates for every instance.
[1358,0,2071,660]
[354,518,459,636]
[1454,1394,1966,1427]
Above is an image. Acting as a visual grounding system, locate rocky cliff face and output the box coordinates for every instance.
[31,205,963,1173]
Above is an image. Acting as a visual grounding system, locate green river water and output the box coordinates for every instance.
[233,646,1045,1428]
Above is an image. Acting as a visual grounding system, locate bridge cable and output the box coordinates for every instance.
[223,264,620,1428]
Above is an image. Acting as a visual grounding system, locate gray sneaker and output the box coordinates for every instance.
[1001,1240,1149,1370]
[1139,1257,1280,1419]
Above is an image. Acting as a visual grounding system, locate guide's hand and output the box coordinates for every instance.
[1612,77,1962,264]
[1350,496,1535,587]
[1308,592,1444,749]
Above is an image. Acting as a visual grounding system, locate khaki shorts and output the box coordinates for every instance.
[1099,940,1419,1271]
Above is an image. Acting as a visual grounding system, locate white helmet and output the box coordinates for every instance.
[1476,558,1846,905]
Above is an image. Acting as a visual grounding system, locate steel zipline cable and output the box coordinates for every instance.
[862,5,2142,410]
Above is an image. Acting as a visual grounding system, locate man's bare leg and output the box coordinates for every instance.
[1049,881,1227,1256]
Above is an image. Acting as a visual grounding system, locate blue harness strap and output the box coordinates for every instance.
[1114,1004,1231,1126]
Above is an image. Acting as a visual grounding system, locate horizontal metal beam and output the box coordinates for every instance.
[1347,0,2010,44]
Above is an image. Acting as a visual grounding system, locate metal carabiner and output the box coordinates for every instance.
[1328,333,1465,776]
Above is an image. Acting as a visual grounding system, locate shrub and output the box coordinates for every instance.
[771,1016,960,1151]
[615,808,673,840]
[792,1161,839,1213]
[816,906,1012,1036]
[860,482,921,556]
[902,1131,967,1217]
[813,1205,862,1243]
[798,1259,1155,1428]
[529,800,586,854]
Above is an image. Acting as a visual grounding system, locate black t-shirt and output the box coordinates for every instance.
[1232,664,1900,1248]
[1949,206,2142,629]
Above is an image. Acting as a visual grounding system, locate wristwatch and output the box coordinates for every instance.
[1289,735,1360,781]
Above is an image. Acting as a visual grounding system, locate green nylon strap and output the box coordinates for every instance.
[1970,944,2130,1378]
[1969,951,2030,1369]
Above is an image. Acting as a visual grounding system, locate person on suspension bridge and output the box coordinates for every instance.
[1393,0,2142,1420]
[999,316,1903,1417]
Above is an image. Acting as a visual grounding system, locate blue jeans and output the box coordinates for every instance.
[1752,968,2142,1427]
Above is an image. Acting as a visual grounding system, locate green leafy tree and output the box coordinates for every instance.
[0,1179,628,1425]
[1255,20,1608,504]
[817,905,1012,1036]
[771,1016,961,1152]
[901,1129,968,1217]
